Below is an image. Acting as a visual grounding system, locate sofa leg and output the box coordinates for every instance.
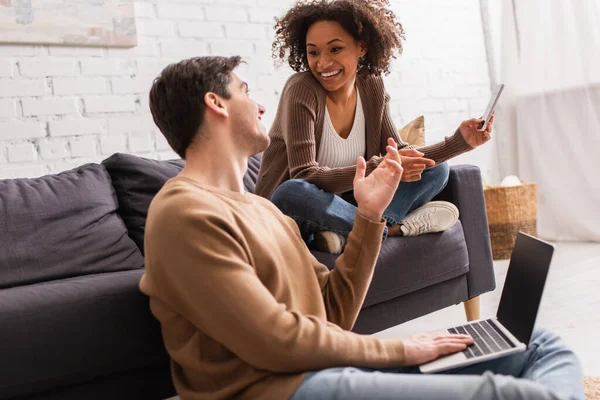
[463,297,480,321]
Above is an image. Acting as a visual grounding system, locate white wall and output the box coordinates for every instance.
[0,0,494,182]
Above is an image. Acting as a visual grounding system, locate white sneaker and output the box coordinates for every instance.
[314,231,346,255]
[399,201,459,237]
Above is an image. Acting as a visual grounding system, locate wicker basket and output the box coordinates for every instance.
[484,183,538,260]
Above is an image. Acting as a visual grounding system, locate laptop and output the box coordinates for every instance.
[419,232,554,374]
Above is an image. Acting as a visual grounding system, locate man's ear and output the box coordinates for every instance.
[204,92,229,118]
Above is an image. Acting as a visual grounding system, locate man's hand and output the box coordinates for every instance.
[398,149,435,182]
[459,112,495,148]
[353,138,403,222]
[402,332,474,366]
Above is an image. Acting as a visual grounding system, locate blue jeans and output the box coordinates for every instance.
[270,163,450,243]
[291,327,584,400]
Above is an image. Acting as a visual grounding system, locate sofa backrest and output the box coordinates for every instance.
[0,164,145,289]
[102,152,262,254]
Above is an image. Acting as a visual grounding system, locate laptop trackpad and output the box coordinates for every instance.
[419,350,468,373]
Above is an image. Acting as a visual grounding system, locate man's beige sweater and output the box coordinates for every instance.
[140,176,406,400]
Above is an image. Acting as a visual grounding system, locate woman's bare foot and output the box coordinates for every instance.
[387,224,404,237]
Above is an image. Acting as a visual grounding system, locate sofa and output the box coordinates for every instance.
[0,152,495,400]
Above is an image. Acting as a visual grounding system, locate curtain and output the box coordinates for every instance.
[492,0,600,242]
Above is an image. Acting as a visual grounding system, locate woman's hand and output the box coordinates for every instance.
[402,332,474,366]
[459,112,495,148]
[353,138,403,222]
[398,149,435,182]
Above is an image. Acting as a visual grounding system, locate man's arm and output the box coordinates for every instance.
[309,144,404,330]
[149,207,405,374]
[310,212,386,330]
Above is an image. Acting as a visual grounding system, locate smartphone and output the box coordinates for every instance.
[477,84,504,131]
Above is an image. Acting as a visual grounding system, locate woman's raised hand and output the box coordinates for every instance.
[459,112,495,148]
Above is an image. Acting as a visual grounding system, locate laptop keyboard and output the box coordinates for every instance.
[448,319,515,359]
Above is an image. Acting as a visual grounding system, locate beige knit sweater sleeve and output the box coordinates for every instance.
[310,213,388,331]
[281,80,383,194]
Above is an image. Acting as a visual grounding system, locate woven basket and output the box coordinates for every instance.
[484,183,538,260]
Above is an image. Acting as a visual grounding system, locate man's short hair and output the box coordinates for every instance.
[149,56,242,159]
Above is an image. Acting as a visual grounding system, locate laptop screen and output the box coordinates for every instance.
[496,232,554,345]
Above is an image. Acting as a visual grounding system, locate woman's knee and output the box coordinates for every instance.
[428,162,450,181]
[270,179,319,209]
[422,162,450,190]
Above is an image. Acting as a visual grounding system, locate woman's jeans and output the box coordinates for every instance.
[270,163,450,243]
[291,327,584,400]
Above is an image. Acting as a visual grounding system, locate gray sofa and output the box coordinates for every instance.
[0,152,495,400]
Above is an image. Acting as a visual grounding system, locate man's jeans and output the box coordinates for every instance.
[291,328,584,400]
[270,163,450,243]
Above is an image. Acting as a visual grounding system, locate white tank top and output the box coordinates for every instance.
[316,92,366,168]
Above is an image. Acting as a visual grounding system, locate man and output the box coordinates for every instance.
[142,56,583,400]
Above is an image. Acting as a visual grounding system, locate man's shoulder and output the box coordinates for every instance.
[149,178,232,225]
[247,191,281,212]
[153,177,220,206]
[248,191,304,234]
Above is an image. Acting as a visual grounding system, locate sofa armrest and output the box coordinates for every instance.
[435,165,496,298]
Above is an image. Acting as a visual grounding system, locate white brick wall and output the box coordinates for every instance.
[69,136,98,158]
[84,95,137,114]
[159,40,209,58]
[0,0,493,180]
[137,20,176,37]
[38,137,69,160]
[80,59,135,76]
[22,97,78,116]
[19,58,78,77]
[49,119,106,137]
[156,4,206,20]
[224,23,268,39]
[100,134,126,155]
[205,7,247,22]
[0,79,47,97]
[7,142,37,163]
[111,76,153,94]
[179,22,224,38]
[53,78,107,95]
[0,99,16,118]
[0,60,13,77]
[0,122,45,140]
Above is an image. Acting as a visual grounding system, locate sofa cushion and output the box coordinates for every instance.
[102,152,262,253]
[312,221,470,308]
[0,164,144,289]
[0,270,169,399]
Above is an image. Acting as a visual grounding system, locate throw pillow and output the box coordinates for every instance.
[399,115,425,147]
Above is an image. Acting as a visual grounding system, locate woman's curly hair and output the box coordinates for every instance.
[273,0,405,76]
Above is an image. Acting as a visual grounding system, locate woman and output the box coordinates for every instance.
[255,0,493,254]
